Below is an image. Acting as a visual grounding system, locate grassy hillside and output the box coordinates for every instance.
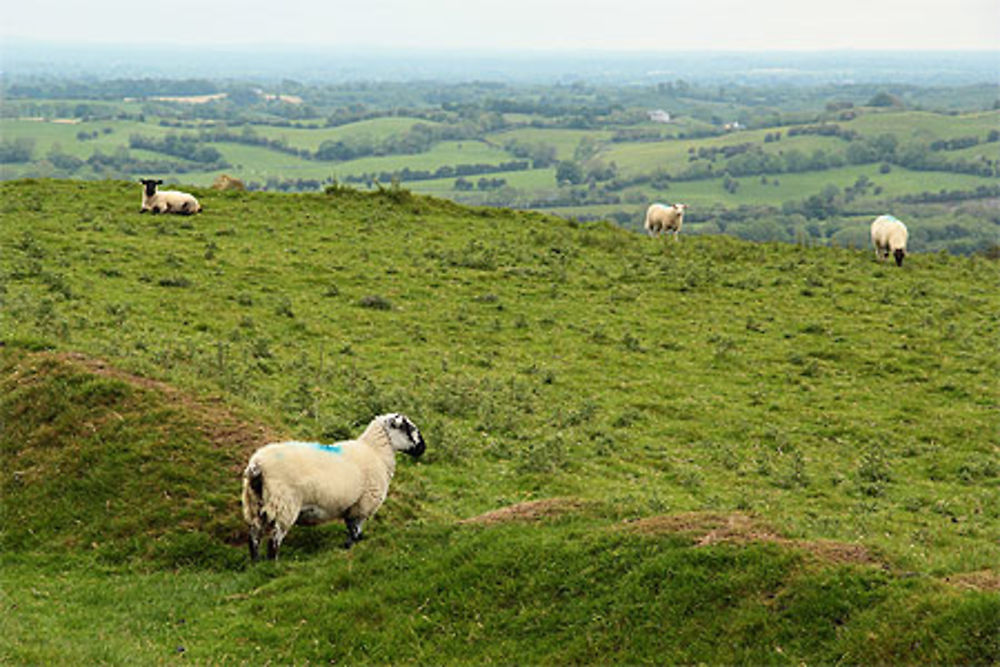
[8,105,997,256]
[1,179,997,663]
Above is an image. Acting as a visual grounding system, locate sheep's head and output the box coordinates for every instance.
[378,413,426,459]
[673,203,688,214]
[893,248,906,267]
[139,178,164,197]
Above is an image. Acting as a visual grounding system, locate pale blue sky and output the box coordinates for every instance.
[3,0,998,51]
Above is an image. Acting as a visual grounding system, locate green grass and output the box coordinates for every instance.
[1,178,997,663]
[0,119,176,159]
[330,139,515,178]
[597,109,1000,177]
[848,109,1000,145]
[599,132,844,177]
[486,127,617,159]
[634,164,999,208]
[248,116,440,151]
[5,523,997,664]
[409,166,557,194]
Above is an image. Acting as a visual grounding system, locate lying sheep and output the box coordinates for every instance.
[870,214,908,267]
[241,413,426,561]
[644,202,688,239]
[139,178,202,215]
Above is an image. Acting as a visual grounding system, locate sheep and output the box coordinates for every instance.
[870,214,908,267]
[241,413,426,561]
[138,178,202,215]
[644,202,688,240]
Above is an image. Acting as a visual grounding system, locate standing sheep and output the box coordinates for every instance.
[139,178,202,215]
[644,203,688,240]
[241,413,426,561]
[870,215,908,267]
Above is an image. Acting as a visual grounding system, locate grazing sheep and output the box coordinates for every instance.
[241,413,426,561]
[644,203,688,240]
[138,178,202,215]
[870,215,908,267]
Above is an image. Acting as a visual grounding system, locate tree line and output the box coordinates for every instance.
[341,161,529,185]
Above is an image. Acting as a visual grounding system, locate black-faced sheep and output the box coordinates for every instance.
[644,203,688,239]
[870,215,908,267]
[241,413,426,561]
[139,178,202,215]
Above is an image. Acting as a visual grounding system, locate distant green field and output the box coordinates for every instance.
[0,116,439,165]
[486,127,616,159]
[848,109,1000,143]
[247,116,441,151]
[330,139,514,176]
[151,139,518,187]
[410,167,557,195]
[599,133,848,178]
[0,119,175,158]
[2,108,997,251]
[646,165,999,208]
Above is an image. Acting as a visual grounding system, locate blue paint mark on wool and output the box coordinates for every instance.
[883,215,899,222]
[288,441,343,455]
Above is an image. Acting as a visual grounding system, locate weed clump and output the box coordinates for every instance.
[358,294,393,310]
[157,276,191,288]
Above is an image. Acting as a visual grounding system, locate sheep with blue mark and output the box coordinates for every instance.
[241,413,425,561]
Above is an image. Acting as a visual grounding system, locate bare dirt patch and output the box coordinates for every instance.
[459,497,594,525]
[461,503,878,566]
[624,511,878,566]
[944,569,1000,592]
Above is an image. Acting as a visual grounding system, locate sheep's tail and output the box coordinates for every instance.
[242,460,266,525]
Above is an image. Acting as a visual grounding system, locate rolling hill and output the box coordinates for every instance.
[1,179,997,663]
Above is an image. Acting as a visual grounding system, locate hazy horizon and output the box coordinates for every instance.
[3,41,997,86]
[3,0,998,52]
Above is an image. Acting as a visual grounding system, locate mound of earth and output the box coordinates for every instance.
[1,349,286,561]
[461,500,879,567]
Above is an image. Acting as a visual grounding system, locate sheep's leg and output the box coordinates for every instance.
[266,524,288,560]
[343,517,365,549]
[248,528,261,562]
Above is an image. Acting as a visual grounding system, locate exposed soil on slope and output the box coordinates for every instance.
[624,511,879,565]
[52,351,286,468]
[459,497,596,525]
[463,501,879,567]
[943,569,1000,592]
